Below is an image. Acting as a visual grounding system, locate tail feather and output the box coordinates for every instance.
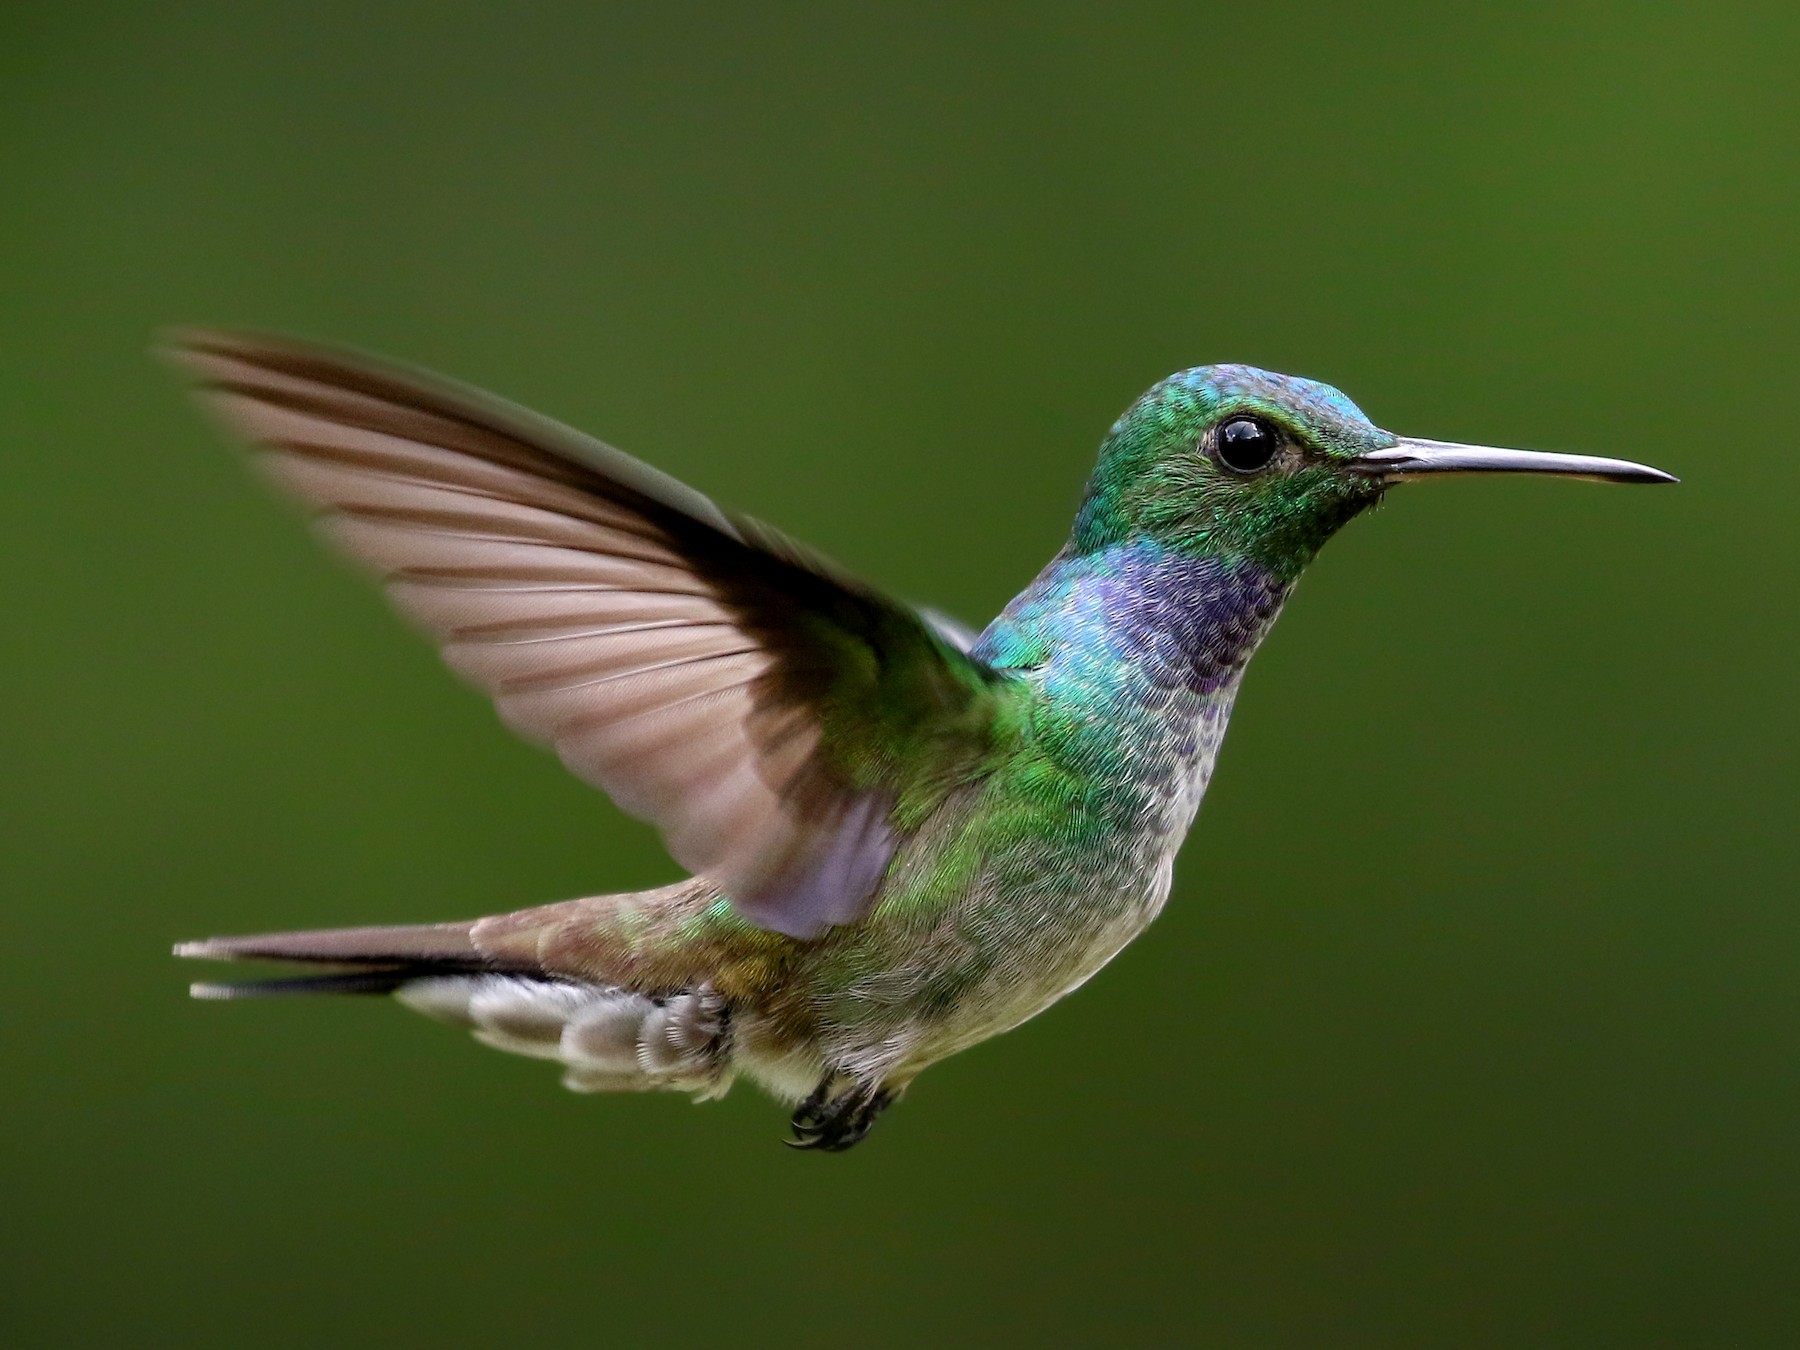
[175,918,546,1001]
[173,897,741,1102]
[190,968,422,1000]
[175,920,489,968]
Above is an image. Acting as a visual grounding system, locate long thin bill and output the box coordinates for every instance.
[1357,437,1677,484]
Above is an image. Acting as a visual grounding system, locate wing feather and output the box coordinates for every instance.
[167,330,1007,936]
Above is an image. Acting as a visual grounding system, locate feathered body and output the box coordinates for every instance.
[170,337,1671,1149]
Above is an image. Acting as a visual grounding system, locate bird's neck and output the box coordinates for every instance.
[973,538,1290,828]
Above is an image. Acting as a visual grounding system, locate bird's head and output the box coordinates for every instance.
[1074,364,1674,580]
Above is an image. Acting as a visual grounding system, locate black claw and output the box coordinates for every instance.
[784,1078,896,1153]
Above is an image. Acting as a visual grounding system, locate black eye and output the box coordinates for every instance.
[1209,417,1281,475]
[1214,416,1280,474]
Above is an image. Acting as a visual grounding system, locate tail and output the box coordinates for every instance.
[175,913,736,1099]
[175,920,504,999]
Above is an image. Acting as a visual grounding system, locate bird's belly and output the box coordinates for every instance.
[728,849,1175,1097]
[805,739,1215,1079]
[837,823,1183,1077]
[919,857,1176,1064]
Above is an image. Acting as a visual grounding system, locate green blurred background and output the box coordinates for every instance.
[4,3,1797,1346]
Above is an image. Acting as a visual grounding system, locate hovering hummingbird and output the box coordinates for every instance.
[170,332,1673,1151]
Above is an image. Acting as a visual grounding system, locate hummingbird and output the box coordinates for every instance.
[169,331,1674,1151]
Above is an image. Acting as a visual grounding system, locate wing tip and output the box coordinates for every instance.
[157,325,421,395]
[155,326,295,404]
[154,324,266,374]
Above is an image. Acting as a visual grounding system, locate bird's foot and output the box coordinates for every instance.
[786,1076,895,1153]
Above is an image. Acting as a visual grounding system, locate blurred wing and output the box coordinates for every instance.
[168,330,1008,937]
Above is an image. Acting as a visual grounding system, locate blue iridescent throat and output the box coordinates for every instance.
[974,540,1288,697]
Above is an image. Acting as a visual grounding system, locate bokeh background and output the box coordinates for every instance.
[5,3,1798,1346]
